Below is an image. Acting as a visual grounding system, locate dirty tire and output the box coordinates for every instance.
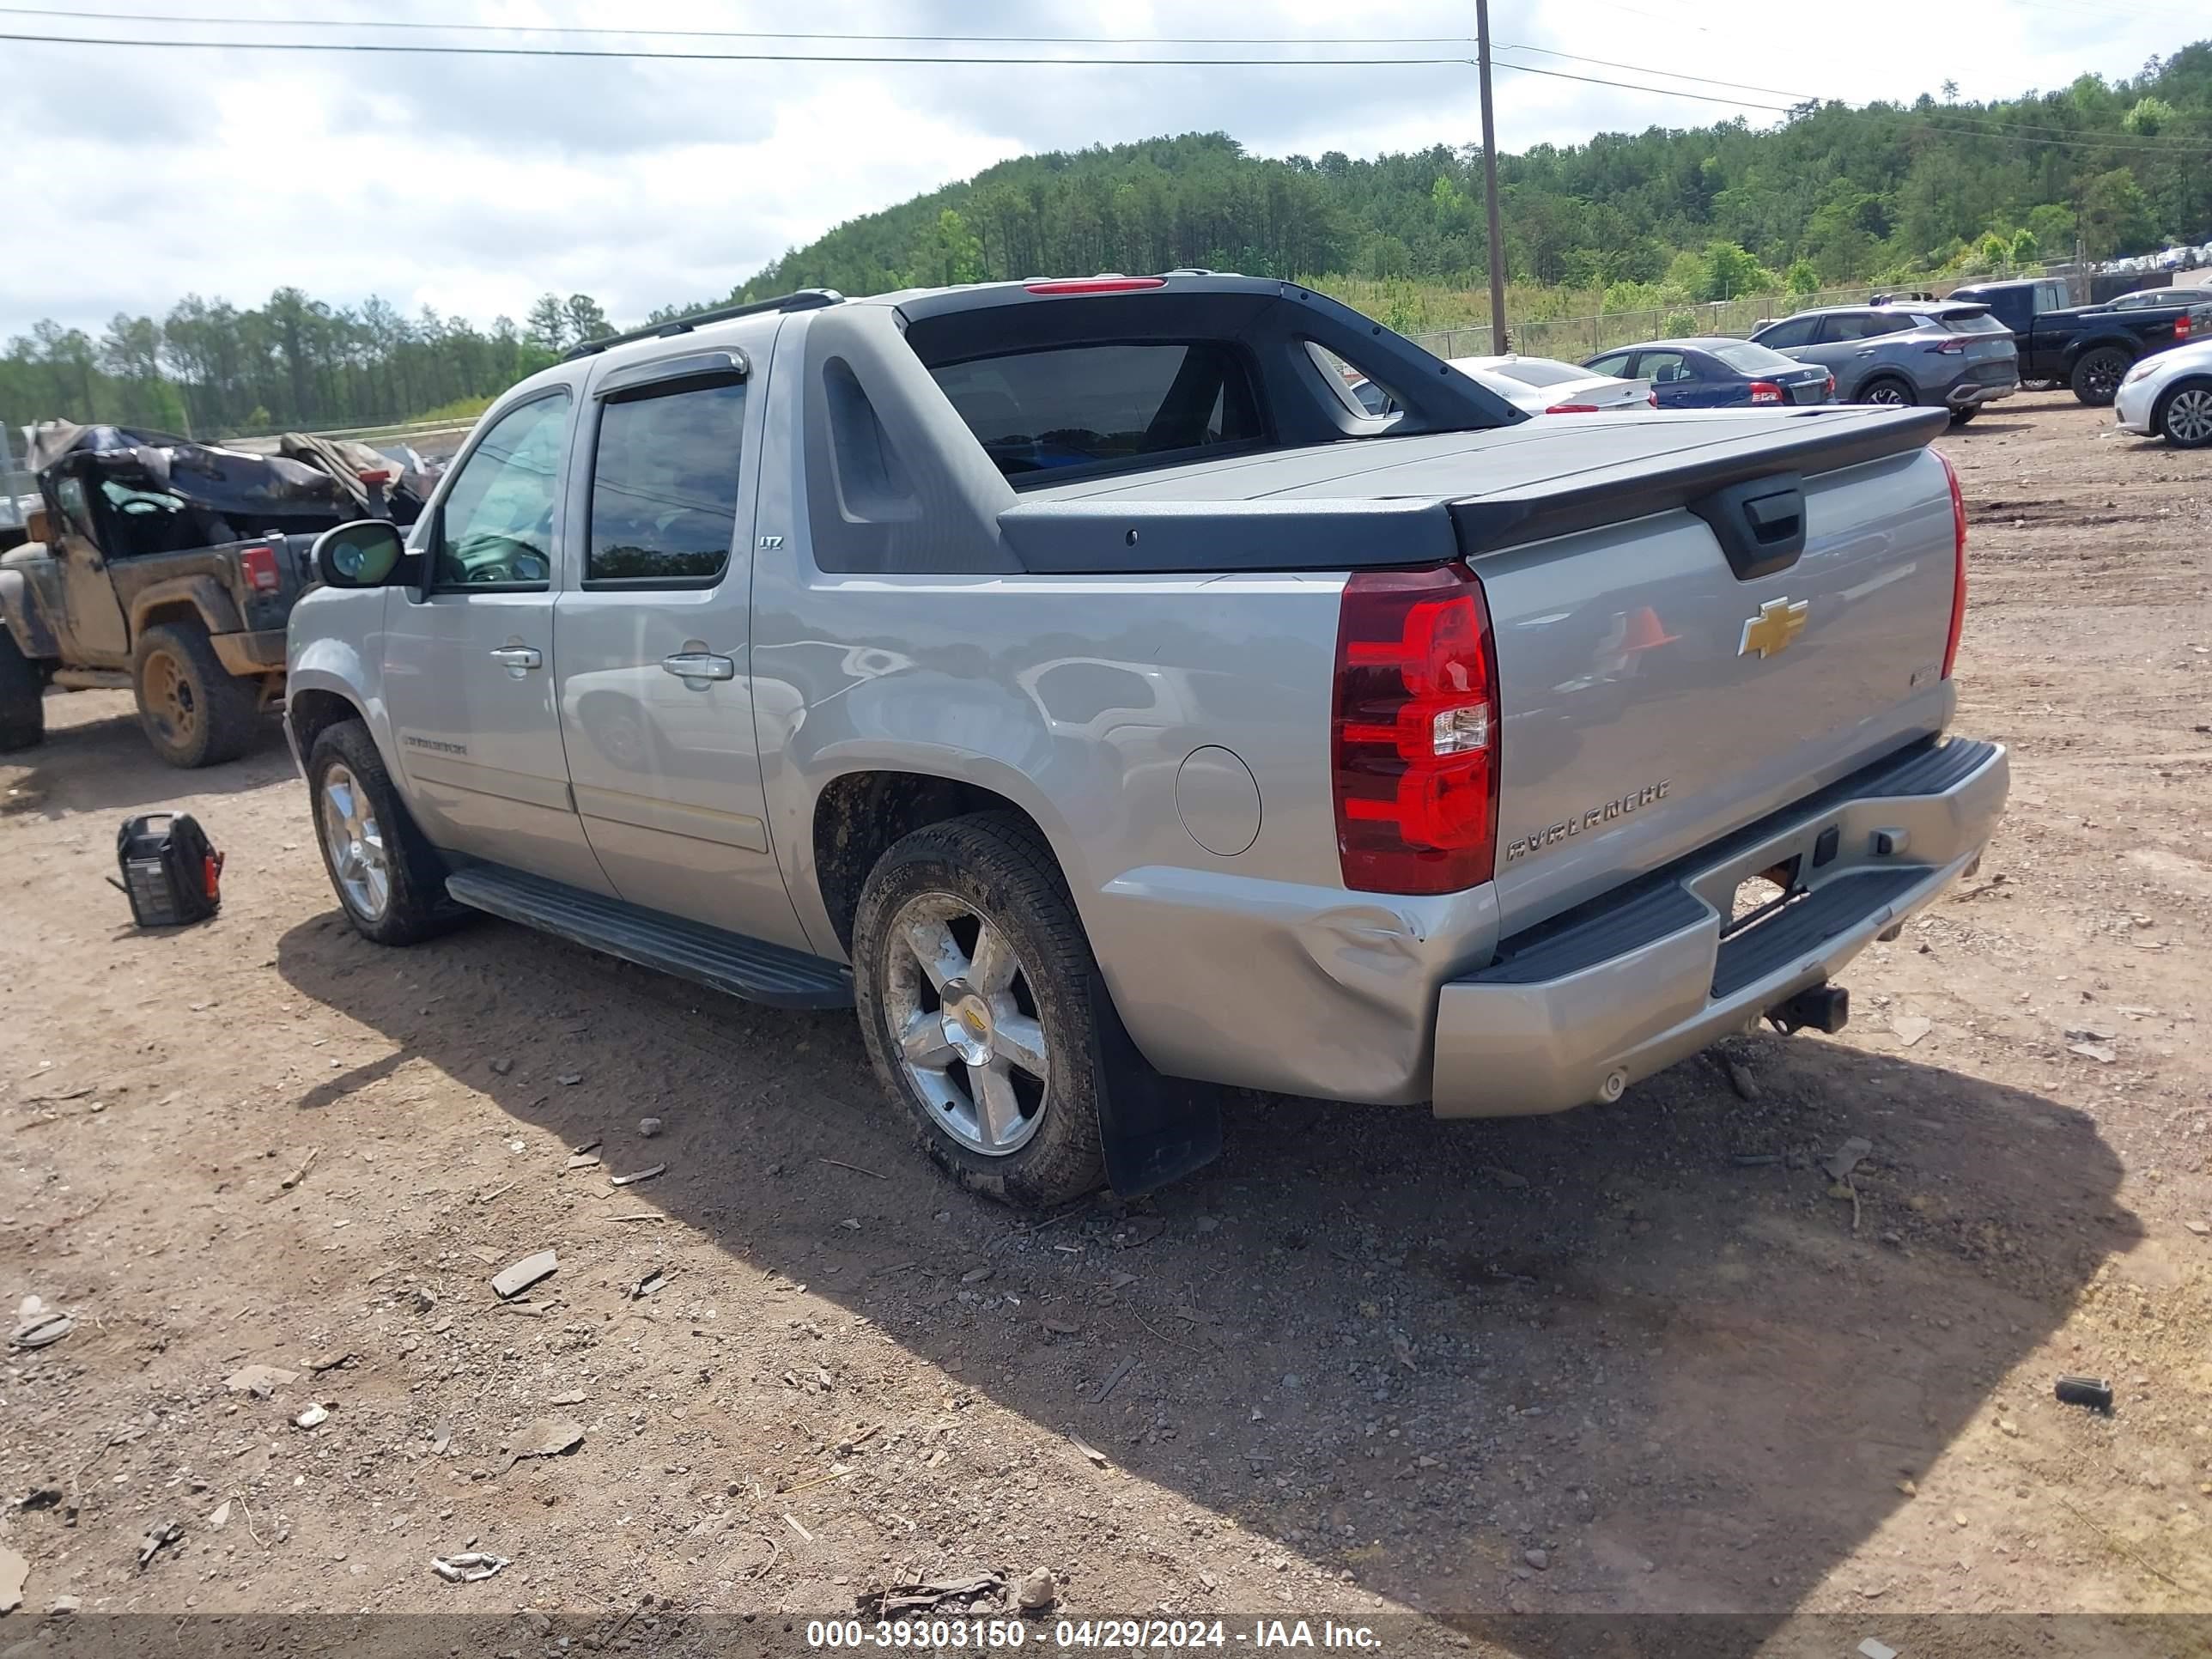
[306,719,465,945]
[2154,379,2212,449]
[2069,348,2130,407]
[0,628,43,751]
[132,621,261,768]
[1948,406,1979,426]
[1858,375,1914,409]
[853,811,1108,1209]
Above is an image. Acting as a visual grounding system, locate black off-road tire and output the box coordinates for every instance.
[852,811,1108,1208]
[2070,347,2130,407]
[306,719,465,946]
[0,629,44,752]
[132,620,262,768]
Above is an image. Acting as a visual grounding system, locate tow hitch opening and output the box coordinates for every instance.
[1767,982,1850,1036]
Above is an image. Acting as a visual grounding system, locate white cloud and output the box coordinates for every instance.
[1,0,2190,337]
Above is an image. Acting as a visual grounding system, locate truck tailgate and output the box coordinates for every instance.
[1468,436,1960,935]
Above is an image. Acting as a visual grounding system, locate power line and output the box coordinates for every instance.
[1492,44,1814,103]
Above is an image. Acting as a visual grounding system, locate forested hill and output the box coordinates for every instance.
[5,45,2207,442]
[715,44,2210,306]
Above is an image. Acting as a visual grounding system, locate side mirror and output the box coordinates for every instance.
[313,520,406,588]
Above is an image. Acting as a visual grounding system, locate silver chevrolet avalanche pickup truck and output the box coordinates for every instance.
[286,274,2008,1206]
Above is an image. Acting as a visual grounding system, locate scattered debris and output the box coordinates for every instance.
[550,1389,587,1407]
[1888,1014,1930,1047]
[817,1157,889,1181]
[224,1364,297,1397]
[565,1150,601,1171]
[557,1072,584,1085]
[277,1146,320,1191]
[783,1513,813,1543]
[0,1544,24,1613]
[1017,1567,1058,1610]
[1822,1137,1875,1182]
[136,1521,183,1571]
[1719,1054,1759,1101]
[46,1595,80,1617]
[1042,1318,1080,1336]
[489,1058,514,1076]
[1523,1548,1549,1571]
[960,1265,994,1285]
[571,1135,601,1156]
[10,1297,72,1351]
[1068,1434,1110,1468]
[432,1420,452,1456]
[632,1270,672,1300]
[498,1417,585,1475]
[2055,1375,2114,1413]
[1091,1354,1137,1404]
[2186,1220,2209,1237]
[1997,1417,2021,1437]
[1478,1164,1529,1190]
[610,1163,666,1188]
[430,1551,509,1583]
[305,1351,356,1374]
[1858,1640,1899,1659]
[18,1488,62,1513]
[638,1115,663,1138]
[2068,1042,2117,1065]
[1730,1152,1783,1168]
[295,1404,329,1430]
[859,1572,1005,1618]
[490,1249,558,1299]
[209,1499,231,1531]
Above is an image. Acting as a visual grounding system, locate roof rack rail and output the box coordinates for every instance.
[562,289,845,361]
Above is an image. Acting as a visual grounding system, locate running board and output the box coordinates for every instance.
[444,866,854,1010]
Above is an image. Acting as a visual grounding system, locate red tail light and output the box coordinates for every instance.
[1747,380,1784,404]
[240,544,280,594]
[1936,450,1967,679]
[1024,276,1167,295]
[1929,339,1966,356]
[1543,403,1600,414]
[1824,373,1836,398]
[2175,314,2191,340]
[1332,565,1500,895]
[1647,390,1659,407]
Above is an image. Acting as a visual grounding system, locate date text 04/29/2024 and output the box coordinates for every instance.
[802,1619,1382,1650]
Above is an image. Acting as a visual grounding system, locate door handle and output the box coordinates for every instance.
[1855,348,1878,356]
[488,646,542,672]
[661,652,736,684]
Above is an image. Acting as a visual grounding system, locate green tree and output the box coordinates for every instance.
[1784,259,1820,295]
[908,209,986,288]
[1697,240,1764,301]
[2123,95,2175,135]
[524,293,568,352]
[562,294,611,346]
[2008,228,2041,265]
[2077,168,2155,259]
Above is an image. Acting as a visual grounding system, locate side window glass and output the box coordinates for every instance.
[1587,353,1632,377]
[586,378,747,584]
[1641,350,1692,384]
[54,477,97,542]
[433,392,571,589]
[1754,318,1814,349]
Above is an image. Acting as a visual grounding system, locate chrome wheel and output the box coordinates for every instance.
[319,763,392,921]
[882,891,1048,1157]
[2165,386,2212,446]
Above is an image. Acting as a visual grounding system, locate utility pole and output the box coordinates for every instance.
[1474,0,1510,353]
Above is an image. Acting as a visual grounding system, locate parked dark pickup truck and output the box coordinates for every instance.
[1948,277,2208,405]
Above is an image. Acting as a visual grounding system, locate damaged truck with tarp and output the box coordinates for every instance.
[0,422,427,766]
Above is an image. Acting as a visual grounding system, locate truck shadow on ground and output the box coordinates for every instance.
[0,691,289,820]
[277,908,2133,1638]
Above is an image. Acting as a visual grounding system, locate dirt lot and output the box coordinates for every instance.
[3,393,2210,1650]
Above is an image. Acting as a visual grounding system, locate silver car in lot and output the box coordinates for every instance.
[1446,354,1655,414]
[1751,303,2020,424]
[2114,337,2212,448]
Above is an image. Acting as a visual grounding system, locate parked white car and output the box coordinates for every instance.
[2114,337,2212,448]
[1447,354,1655,414]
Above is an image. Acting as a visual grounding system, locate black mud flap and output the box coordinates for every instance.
[1089,974,1223,1196]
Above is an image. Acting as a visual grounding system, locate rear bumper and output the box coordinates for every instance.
[210,627,287,674]
[1431,736,2008,1117]
[1946,379,2018,410]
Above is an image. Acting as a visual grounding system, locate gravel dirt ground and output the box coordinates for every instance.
[3,392,2209,1652]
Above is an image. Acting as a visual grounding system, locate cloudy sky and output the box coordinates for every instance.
[2,0,2195,338]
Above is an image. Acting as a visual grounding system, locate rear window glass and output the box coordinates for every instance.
[1707,342,1798,374]
[1490,357,1587,389]
[1930,310,2010,335]
[586,379,746,584]
[930,343,1262,479]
